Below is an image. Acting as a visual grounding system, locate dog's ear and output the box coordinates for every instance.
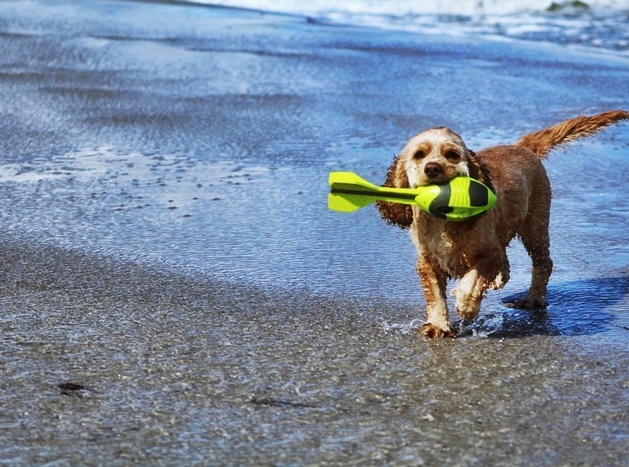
[376,155,413,229]
[466,150,494,190]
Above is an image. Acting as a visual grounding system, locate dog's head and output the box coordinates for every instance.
[377,127,483,228]
[400,127,472,187]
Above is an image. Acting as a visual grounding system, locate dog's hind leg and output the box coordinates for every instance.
[517,187,553,309]
[518,226,553,309]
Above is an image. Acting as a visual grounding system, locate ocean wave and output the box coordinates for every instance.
[196,0,623,16]
[190,0,629,54]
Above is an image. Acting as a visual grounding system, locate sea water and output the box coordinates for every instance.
[201,0,629,54]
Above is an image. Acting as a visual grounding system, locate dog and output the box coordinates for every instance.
[377,110,629,338]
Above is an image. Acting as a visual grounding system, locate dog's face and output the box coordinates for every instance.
[399,127,471,187]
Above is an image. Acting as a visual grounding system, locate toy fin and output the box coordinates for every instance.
[328,172,417,212]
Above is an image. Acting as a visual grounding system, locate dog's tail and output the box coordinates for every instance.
[516,110,629,158]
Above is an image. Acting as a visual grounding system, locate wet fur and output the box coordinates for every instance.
[377,110,629,338]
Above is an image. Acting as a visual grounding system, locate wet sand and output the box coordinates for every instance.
[2,238,629,465]
[1,0,629,465]
[2,239,629,465]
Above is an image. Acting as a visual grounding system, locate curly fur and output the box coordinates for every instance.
[376,110,629,338]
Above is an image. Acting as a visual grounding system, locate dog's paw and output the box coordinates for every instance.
[452,271,484,320]
[453,293,482,321]
[489,271,508,290]
[455,301,480,321]
[421,322,456,339]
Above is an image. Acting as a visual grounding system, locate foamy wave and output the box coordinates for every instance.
[194,0,629,54]
[195,0,624,16]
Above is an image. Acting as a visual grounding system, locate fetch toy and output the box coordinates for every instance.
[328,172,497,221]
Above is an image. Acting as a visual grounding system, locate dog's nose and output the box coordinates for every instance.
[424,162,443,179]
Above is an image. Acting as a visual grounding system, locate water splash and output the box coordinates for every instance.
[380,319,423,335]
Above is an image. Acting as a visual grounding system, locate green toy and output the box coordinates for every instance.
[328,172,497,221]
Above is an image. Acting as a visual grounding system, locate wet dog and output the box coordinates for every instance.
[377,110,629,338]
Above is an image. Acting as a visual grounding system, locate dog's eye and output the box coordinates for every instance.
[413,150,425,160]
[445,150,461,161]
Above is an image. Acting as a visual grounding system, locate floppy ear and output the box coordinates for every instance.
[376,155,414,229]
[466,150,494,190]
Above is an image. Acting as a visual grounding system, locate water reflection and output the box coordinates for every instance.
[486,275,629,337]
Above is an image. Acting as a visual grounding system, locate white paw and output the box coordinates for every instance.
[452,271,484,320]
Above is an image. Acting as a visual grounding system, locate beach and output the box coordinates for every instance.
[1,0,628,464]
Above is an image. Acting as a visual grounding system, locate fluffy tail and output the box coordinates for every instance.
[516,110,629,157]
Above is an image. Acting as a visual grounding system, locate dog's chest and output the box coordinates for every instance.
[411,221,472,276]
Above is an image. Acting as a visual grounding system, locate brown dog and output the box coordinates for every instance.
[377,110,629,338]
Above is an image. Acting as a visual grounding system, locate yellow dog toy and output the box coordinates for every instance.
[328,172,497,221]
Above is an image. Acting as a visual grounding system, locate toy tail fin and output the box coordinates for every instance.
[328,172,379,212]
[516,110,629,158]
[328,172,416,212]
[328,191,377,212]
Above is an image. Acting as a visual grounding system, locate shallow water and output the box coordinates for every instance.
[0,0,628,464]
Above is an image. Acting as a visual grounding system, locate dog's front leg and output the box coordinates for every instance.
[417,256,454,338]
[452,248,504,321]
[452,269,486,321]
